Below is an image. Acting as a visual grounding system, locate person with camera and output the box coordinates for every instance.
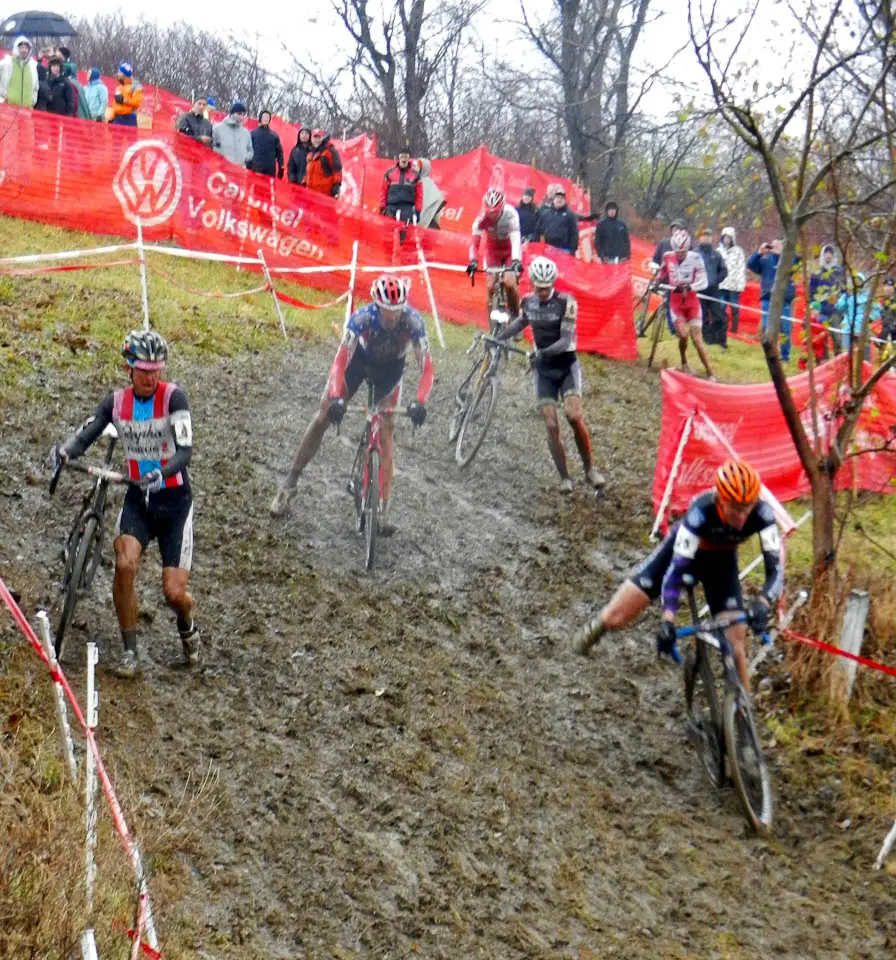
[747,239,800,362]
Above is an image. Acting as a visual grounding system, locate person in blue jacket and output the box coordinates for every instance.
[835,272,882,361]
[746,239,800,362]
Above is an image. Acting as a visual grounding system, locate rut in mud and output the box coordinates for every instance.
[2,337,894,959]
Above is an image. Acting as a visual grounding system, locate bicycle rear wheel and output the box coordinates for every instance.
[455,377,499,468]
[724,686,773,832]
[448,358,480,443]
[684,640,726,789]
[56,515,101,660]
[363,450,380,570]
[647,302,667,371]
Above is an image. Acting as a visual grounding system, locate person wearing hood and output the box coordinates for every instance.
[304,128,342,198]
[834,272,882,360]
[212,101,254,167]
[58,48,90,120]
[696,227,728,346]
[177,96,213,144]
[516,187,541,242]
[809,244,846,345]
[413,158,446,229]
[0,36,39,107]
[288,126,311,184]
[105,62,143,126]
[40,54,75,117]
[718,226,746,334]
[84,67,108,121]
[595,201,631,263]
[249,109,284,178]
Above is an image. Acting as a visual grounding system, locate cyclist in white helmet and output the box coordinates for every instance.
[270,273,433,534]
[657,229,716,379]
[498,256,605,493]
[467,188,522,327]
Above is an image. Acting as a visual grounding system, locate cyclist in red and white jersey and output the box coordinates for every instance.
[657,229,716,380]
[466,188,522,326]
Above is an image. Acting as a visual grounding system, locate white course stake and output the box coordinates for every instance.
[258,248,289,340]
[416,239,446,349]
[36,612,78,782]
[874,820,896,871]
[136,220,151,332]
[344,239,359,331]
[80,929,99,960]
[85,642,99,912]
[650,413,695,541]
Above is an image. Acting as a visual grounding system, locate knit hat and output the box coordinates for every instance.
[88,67,101,82]
[207,96,216,107]
[117,61,133,78]
[229,101,247,115]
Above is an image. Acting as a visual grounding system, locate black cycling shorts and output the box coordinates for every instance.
[116,486,194,570]
[533,360,582,407]
[341,351,406,409]
[630,534,743,615]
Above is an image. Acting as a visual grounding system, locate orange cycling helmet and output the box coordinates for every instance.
[715,459,761,506]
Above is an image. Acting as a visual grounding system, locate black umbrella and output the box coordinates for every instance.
[0,10,77,38]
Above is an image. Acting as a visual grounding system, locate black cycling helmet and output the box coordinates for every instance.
[122,329,168,371]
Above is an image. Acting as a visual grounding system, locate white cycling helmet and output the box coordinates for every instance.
[529,256,558,288]
[670,228,691,253]
[370,273,409,309]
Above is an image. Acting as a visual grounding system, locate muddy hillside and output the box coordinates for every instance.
[2,338,894,959]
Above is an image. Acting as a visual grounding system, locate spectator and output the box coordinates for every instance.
[287,126,311,184]
[696,228,728,347]
[177,96,213,144]
[717,227,746,334]
[212,101,253,167]
[879,277,896,359]
[539,183,560,218]
[105,62,143,126]
[84,67,108,121]
[413,158,446,229]
[835,272,881,361]
[0,36,38,108]
[40,55,74,116]
[809,243,846,347]
[650,216,686,270]
[249,109,284,178]
[205,96,216,118]
[379,147,422,223]
[746,239,800,362]
[304,128,342,198]
[595,200,631,263]
[58,49,90,121]
[516,186,541,242]
[540,187,579,255]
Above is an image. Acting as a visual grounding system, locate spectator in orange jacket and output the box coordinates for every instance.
[105,61,143,126]
[304,129,342,198]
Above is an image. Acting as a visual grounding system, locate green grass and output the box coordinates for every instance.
[638,327,774,383]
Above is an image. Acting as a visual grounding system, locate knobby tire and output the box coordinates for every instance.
[724,687,773,832]
[684,640,726,789]
[350,433,367,533]
[455,376,499,468]
[448,357,481,443]
[364,450,380,570]
[647,302,666,370]
[56,515,100,660]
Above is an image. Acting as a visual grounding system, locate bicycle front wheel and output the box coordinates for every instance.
[724,686,773,832]
[56,515,101,660]
[349,436,367,533]
[455,377,499,468]
[684,641,726,789]
[448,358,480,443]
[363,450,380,571]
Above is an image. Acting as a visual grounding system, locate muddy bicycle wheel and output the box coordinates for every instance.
[684,641,726,789]
[647,302,667,371]
[724,686,773,832]
[455,377,498,468]
[448,359,480,443]
[364,450,380,570]
[56,515,101,660]
[349,436,367,533]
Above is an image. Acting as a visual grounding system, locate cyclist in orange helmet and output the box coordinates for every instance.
[571,459,781,691]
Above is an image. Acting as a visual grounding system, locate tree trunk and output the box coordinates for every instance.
[810,462,837,581]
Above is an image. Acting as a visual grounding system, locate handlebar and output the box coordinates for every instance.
[481,335,531,357]
[50,456,138,497]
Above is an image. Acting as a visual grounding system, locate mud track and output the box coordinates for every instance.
[2,340,894,958]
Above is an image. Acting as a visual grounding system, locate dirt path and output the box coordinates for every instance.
[2,340,893,959]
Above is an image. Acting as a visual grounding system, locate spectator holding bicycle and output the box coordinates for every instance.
[269,274,433,534]
[497,256,605,494]
[571,458,782,695]
[50,330,199,679]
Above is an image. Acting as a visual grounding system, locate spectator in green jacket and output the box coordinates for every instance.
[0,35,39,107]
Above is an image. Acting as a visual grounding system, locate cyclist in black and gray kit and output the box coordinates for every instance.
[51,330,199,679]
[498,255,605,493]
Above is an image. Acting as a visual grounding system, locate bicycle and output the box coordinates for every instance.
[634,281,670,371]
[344,380,414,571]
[48,427,138,659]
[677,579,773,832]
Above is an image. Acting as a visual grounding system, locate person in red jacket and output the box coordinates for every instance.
[379,148,423,224]
[303,128,342,197]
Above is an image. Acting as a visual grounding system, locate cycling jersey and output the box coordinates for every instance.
[510,291,578,370]
[327,303,434,404]
[470,205,522,266]
[65,383,193,493]
[658,251,708,326]
[631,492,782,615]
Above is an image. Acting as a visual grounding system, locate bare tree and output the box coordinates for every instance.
[689,0,896,587]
